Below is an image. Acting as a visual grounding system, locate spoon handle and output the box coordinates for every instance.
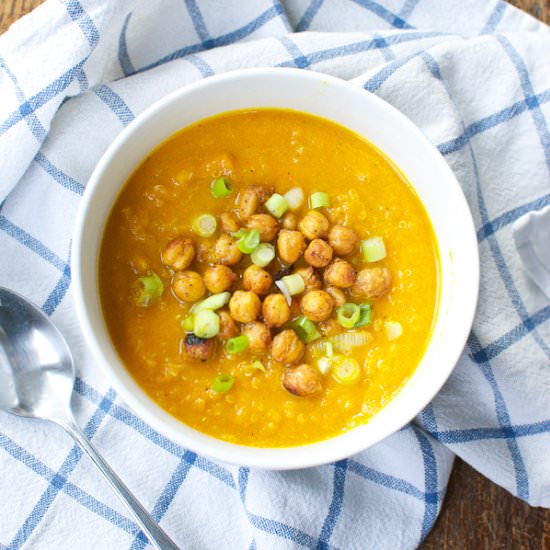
[61,417,180,550]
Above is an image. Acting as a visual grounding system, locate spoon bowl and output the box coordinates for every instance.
[0,286,179,550]
[0,287,74,422]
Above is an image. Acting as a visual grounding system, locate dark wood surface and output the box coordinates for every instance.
[1,0,549,548]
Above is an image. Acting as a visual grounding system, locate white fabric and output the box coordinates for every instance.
[1,1,549,548]
[514,205,550,298]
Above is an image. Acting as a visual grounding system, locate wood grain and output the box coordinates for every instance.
[0,0,549,548]
[509,0,550,22]
[0,0,44,33]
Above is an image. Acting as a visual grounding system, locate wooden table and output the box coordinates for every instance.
[1,0,549,547]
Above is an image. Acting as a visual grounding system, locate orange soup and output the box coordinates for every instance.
[99,109,439,447]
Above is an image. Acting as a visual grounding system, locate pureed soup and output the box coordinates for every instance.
[99,109,439,447]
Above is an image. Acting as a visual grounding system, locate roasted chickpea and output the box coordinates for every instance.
[229,290,261,323]
[301,290,334,322]
[172,270,205,302]
[162,238,195,271]
[242,265,273,296]
[243,321,272,354]
[298,210,330,240]
[282,364,322,396]
[271,329,304,365]
[328,225,360,256]
[324,259,356,289]
[247,214,278,242]
[282,211,298,230]
[220,212,240,233]
[326,286,346,306]
[203,265,236,293]
[304,238,333,268]
[293,266,322,291]
[319,318,343,337]
[237,185,272,220]
[218,310,239,340]
[262,293,291,327]
[352,267,392,299]
[277,229,306,265]
[211,234,242,266]
[184,333,216,361]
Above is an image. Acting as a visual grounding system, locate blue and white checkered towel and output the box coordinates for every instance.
[1,1,549,548]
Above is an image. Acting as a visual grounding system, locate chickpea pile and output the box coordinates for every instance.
[159,183,392,397]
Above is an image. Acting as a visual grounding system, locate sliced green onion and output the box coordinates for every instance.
[133,272,164,307]
[293,316,321,343]
[309,332,372,356]
[332,331,372,351]
[361,236,386,262]
[384,320,403,341]
[354,304,372,328]
[193,310,220,339]
[191,291,231,313]
[274,280,291,305]
[192,214,217,237]
[284,187,304,210]
[226,334,249,354]
[332,357,361,385]
[237,228,260,254]
[251,360,266,372]
[251,243,275,267]
[281,274,305,296]
[336,303,361,329]
[310,191,330,209]
[275,273,305,306]
[317,357,332,375]
[212,374,234,393]
[231,228,247,239]
[211,177,232,198]
[182,314,195,332]
[265,193,289,218]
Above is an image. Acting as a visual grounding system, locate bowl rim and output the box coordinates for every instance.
[71,67,479,469]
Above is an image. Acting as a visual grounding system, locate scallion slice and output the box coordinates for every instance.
[354,304,372,328]
[265,193,289,218]
[251,243,275,267]
[332,356,361,385]
[211,177,233,198]
[226,334,249,354]
[336,303,361,329]
[237,228,260,254]
[293,316,321,343]
[281,274,305,296]
[192,214,217,237]
[133,272,164,307]
[251,360,266,372]
[317,357,332,375]
[182,314,195,332]
[193,310,220,339]
[284,187,304,210]
[191,291,231,313]
[361,236,386,262]
[310,191,330,209]
[274,280,292,306]
[212,374,234,393]
[332,331,371,351]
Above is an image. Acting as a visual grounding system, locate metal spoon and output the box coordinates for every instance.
[0,286,180,550]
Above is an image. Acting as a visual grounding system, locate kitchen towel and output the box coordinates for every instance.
[0,0,549,548]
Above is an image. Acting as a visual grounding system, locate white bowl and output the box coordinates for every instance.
[72,68,479,470]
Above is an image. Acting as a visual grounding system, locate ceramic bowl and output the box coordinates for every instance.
[72,68,479,469]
